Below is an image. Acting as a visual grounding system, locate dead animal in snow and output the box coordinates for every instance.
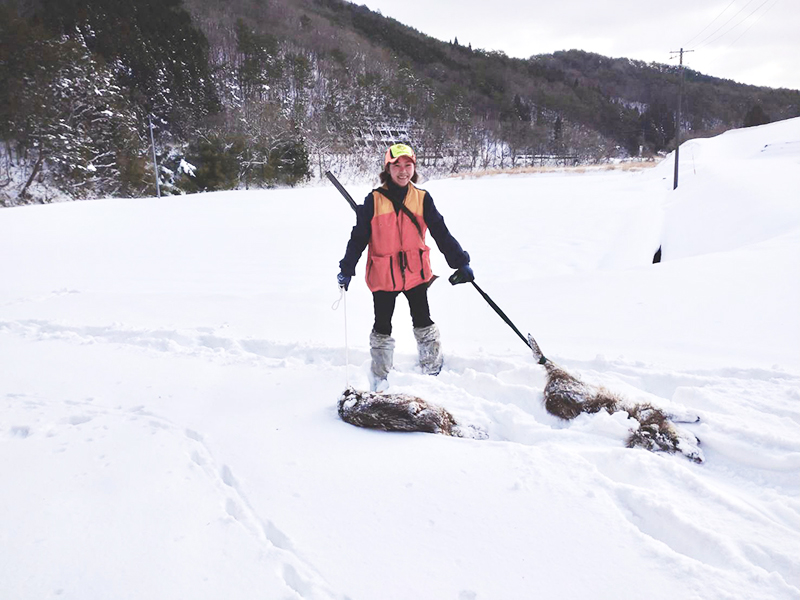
[528,335,703,463]
[338,387,487,439]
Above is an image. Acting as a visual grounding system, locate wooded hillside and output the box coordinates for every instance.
[2,0,798,204]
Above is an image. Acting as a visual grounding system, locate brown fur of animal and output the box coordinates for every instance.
[338,388,486,439]
[528,335,702,463]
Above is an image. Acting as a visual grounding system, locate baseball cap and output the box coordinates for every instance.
[384,143,416,167]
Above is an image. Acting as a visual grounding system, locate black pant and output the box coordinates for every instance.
[372,283,434,336]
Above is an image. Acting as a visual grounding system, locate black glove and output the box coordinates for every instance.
[448,264,474,285]
[337,272,351,291]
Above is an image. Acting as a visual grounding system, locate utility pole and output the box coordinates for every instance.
[670,48,693,190]
[148,114,161,198]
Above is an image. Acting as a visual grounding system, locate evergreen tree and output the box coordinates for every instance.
[743,104,771,128]
[32,0,219,134]
[553,114,563,151]
[236,19,282,101]
[1,10,146,200]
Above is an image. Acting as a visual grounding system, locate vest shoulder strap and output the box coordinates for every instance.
[373,186,425,241]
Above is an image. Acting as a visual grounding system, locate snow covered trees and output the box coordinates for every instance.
[22,37,144,198]
[1,9,147,202]
[1,0,220,203]
[34,0,219,132]
[4,0,797,203]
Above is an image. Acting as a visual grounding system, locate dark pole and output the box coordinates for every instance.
[673,51,682,190]
[670,48,693,190]
[149,115,161,198]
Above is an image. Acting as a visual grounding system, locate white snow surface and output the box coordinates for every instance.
[2,119,799,599]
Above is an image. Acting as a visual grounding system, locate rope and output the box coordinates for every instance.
[332,286,350,388]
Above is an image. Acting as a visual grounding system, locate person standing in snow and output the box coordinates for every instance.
[337,143,474,391]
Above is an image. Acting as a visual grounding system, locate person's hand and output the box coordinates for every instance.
[337,272,351,291]
[448,265,474,285]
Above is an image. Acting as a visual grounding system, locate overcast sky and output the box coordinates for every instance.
[361,0,799,91]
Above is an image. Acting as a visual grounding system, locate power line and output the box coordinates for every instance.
[684,0,738,48]
[699,0,775,48]
[691,0,758,48]
[727,0,781,47]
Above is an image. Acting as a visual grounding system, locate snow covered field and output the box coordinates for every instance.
[2,118,799,599]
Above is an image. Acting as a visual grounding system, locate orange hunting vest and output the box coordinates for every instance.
[365,183,433,292]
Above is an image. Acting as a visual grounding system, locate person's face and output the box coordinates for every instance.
[388,156,415,187]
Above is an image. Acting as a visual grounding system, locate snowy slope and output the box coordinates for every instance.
[1,118,799,599]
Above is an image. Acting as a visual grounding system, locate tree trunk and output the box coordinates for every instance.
[19,152,44,201]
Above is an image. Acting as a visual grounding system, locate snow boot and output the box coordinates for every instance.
[414,324,443,376]
[369,330,394,392]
